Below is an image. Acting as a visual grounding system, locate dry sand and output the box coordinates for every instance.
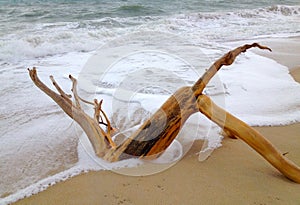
[13,37,300,205]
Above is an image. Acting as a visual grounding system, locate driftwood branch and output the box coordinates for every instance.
[28,43,300,183]
[197,94,300,183]
[29,69,112,156]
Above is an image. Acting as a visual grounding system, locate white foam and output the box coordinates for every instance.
[218,51,300,126]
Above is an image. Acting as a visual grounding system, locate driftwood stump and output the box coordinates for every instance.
[28,43,300,183]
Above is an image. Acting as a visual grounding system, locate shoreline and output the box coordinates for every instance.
[225,35,300,70]
[251,36,300,70]
[12,123,300,205]
[252,36,300,83]
[11,37,300,205]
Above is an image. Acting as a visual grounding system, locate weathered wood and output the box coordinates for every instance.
[28,43,300,183]
[197,94,300,183]
[102,86,198,161]
[28,69,111,157]
[103,43,272,161]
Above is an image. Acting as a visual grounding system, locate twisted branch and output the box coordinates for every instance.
[28,43,300,183]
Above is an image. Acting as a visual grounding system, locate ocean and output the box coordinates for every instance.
[1,0,300,62]
[1,0,300,204]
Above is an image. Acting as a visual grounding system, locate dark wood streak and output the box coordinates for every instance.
[108,44,273,161]
[116,87,198,158]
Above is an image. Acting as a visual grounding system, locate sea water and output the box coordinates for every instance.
[1,0,300,204]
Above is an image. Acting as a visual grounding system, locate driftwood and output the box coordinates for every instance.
[28,43,300,183]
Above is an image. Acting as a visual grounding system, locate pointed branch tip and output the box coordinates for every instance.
[254,43,272,52]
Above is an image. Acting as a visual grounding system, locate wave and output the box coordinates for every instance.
[0,4,299,63]
[117,4,147,12]
[163,5,300,42]
[183,5,300,21]
[116,4,165,16]
[0,15,160,62]
[265,4,300,15]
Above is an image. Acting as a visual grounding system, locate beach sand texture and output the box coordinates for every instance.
[13,38,300,205]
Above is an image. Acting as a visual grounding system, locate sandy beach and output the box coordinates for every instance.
[13,37,300,205]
